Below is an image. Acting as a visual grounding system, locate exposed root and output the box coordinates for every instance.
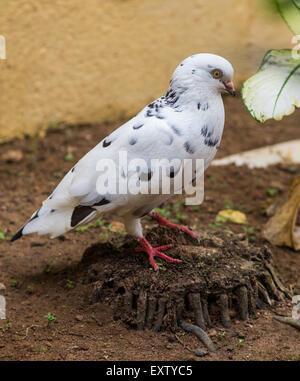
[145,296,157,330]
[273,316,300,331]
[81,226,289,347]
[153,297,167,332]
[202,298,212,328]
[265,263,291,299]
[258,282,272,306]
[235,286,249,321]
[124,290,133,313]
[180,321,216,353]
[217,294,231,328]
[188,293,206,330]
[261,272,285,301]
[136,290,147,330]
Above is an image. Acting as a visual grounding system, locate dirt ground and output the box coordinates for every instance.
[0,96,299,361]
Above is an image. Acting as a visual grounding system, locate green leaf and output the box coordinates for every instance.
[266,187,277,197]
[293,0,300,10]
[75,222,94,232]
[95,216,105,227]
[0,226,8,240]
[154,207,171,219]
[242,49,300,122]
[276,0,300,34]
[65,153,74,162]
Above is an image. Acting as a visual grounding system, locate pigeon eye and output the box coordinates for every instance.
[212,69,222,79]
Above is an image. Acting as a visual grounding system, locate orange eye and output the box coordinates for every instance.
[212,69,222,79]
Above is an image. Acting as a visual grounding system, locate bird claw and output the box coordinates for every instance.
[150,211,199,243]
[135,244,173,252]
[137,238,181,271]
[178,225,199,241]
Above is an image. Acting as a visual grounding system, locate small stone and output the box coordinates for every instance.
[269,181,285,192]
[208,329,217,336]
[110,221,125,232]
[30,242,45,247]
[1,150,23,163]
[75,315,83,321]
[167,336,176,343]
[72,345,88,351]
[0,295,6,319]
[194,349,208,357]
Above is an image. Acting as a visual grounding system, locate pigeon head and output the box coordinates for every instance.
[170,53,235,97]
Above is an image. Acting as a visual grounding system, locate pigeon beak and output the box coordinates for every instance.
[223,80,236,96]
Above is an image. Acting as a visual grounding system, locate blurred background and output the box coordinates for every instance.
[0,0,294,142]
[0,0,300,361]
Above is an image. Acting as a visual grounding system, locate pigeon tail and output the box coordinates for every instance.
[10,227,24,242]
[11,206,97,240]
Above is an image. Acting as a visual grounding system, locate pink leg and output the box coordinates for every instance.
[136,237,182,272]
[150,211,199,241]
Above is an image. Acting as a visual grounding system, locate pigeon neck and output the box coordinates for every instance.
[164,85,221,110]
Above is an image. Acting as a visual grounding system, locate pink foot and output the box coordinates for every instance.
[150,211,199,241]
[137,237,182,272]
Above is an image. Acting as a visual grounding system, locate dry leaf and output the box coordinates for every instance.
[217,210,247,224]
[263,177,300,251]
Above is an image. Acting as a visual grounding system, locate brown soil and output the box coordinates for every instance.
[0,96,299,361]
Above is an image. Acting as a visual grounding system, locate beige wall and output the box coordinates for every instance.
[0,0,293,142]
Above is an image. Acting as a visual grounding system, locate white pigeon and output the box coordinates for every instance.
[11,53,235,271]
